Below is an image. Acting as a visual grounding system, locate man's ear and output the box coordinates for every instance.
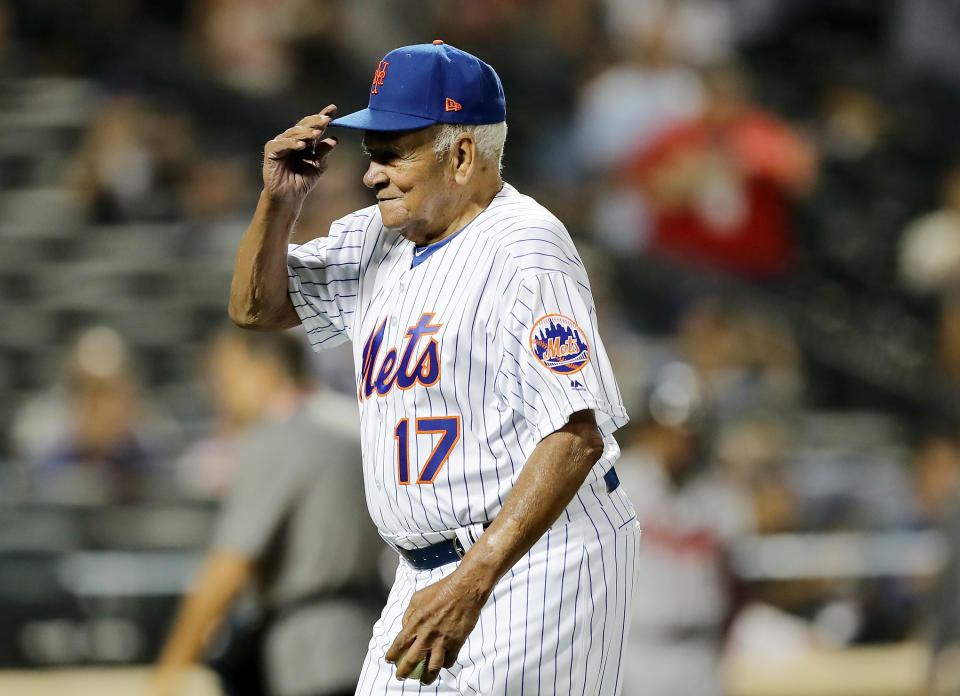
[451,133,477,184]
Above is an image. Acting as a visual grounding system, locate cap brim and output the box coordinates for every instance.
[329,107,436,131]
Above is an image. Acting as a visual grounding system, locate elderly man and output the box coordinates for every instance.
[229,42,640,694]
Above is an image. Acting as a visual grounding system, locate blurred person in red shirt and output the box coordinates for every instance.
[626,63,817,280]
[572,14,705,251]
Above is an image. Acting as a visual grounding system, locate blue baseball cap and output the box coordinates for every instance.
[329,41,506,132]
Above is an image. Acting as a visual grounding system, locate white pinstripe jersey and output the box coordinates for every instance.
[287,183,628,550]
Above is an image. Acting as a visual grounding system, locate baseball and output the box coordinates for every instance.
[397,650,427,680]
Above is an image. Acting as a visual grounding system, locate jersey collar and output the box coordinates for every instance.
[407,183,515,269]
[411,225,466,268]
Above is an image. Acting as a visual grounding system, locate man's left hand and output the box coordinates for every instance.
[385,568,488,684]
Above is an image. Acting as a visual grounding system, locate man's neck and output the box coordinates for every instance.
[412,178,503,247]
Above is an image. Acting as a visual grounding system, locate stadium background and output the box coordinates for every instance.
[3,0,960,693]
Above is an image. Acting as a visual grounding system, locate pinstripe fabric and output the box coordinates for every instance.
[354,488,641,695]
[287,183,639,692]
[287,184,629,550]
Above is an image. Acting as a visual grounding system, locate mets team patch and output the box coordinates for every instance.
[529,314,590,375]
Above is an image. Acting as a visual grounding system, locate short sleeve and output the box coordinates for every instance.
[496,271,629,443]
[287,217,365,351]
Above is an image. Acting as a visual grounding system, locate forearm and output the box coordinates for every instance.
[456,410,604,599]
[228,190,303,330]
[156,551,252,675]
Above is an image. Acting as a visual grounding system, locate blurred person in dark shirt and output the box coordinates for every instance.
[151,327,381,696]
[66,93,194,224]
[176,152,258,261]
[22,326,160,503]
[645,297,804,426]
[626,63,817,280]
[893,0,960,93]
[912,432,960,694]
[905,432,960,530]
[714,415,797,536]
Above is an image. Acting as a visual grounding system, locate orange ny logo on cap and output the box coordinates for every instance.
[445,98,462,112]
[371,61,389,95]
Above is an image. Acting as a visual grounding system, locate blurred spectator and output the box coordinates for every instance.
[619,366,754,696]
[916,432,960,692]
[892,0,960,158]
[667,297,803,422]
[151,328,381,696]
[178,152,257,259]
[906,432,960,530]
[625,63,817,280]
[900,162,960,297]
[601,0,736,67]
[175,328,278,497]
[867,433,960,652]
[900,162,960,381]
[892,0,960,93]
[716,415,797,534]
[188,0,343,98]
[574,20,704,176]
[799,83,903,279]
[66,94,194,224]
[924,449,960,695]
[18,326,163,503]
[572,16,704,250]
[817,86,889,166]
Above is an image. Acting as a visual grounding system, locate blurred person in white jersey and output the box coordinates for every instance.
[618,364,753,696]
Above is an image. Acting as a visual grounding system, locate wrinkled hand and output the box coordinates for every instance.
[385,569,487,685]
[262,104,338,202]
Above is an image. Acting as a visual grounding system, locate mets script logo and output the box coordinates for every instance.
[530,314,590,375]
[359,312,441,399]
[371,60,389,95]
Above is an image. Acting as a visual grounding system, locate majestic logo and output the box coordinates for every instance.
[359,313,441,399]
[445,97,463,112]
[371,60,390,95]
[530,314,590,375]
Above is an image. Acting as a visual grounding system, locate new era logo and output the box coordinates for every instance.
[445,98,463,112]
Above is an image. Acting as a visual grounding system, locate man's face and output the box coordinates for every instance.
[206,337,274,427]
[361,127,454,239]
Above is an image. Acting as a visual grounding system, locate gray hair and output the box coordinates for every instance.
[433,122,507,172]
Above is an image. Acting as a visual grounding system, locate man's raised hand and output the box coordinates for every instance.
[262,105,338,202]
